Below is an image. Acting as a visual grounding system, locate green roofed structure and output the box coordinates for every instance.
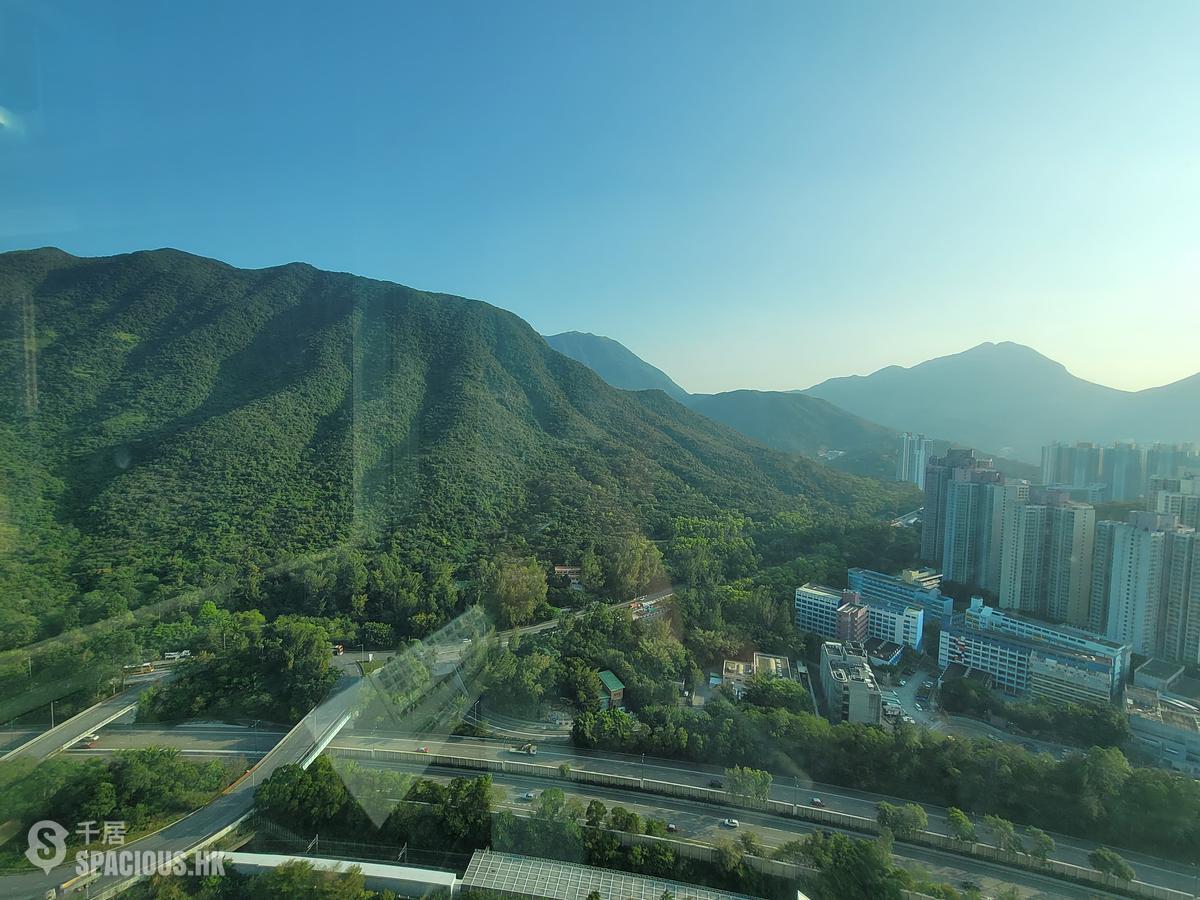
[597,669,625,710]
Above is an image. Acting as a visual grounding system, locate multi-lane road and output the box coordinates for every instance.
[48,724,1200,898]
[327,757,1126,900]
[323,732,1199,896]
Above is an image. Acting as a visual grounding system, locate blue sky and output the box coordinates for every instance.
[2,1,1197,393]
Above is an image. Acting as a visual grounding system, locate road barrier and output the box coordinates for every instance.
[325,746,1194,900]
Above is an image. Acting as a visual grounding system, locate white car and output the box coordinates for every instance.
[720,818,739,828]
[522,791,536,801]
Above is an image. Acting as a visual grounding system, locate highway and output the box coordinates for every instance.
[0,680,161,764]
[324,731,1200,896]
[340,757,1127,900]
[2,679,361,900]
[63,723,1197,896]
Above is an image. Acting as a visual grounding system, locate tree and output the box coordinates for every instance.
[488,557,547,627]
[607,806,642,834]
[983,815,1023,855]
[558,763,572,779]
[738,830,767,857]
[741,673,810,713]
[580,545,604,593]
[1024,827,1055,863]
[606,534,665,598]
[815,835,905,900]
[724,765,772,802]
[584,799,607,828]
[1089,846,1135,881]
[946,807,976,844]
[359,621,394,648]
[716,838,744,873]
[875,801,927,839]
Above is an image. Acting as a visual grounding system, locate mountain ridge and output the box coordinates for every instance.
[543,331,689,401]
[0,247,911,648]
[804,341,1200,461]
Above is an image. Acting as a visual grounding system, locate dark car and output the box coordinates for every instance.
[709,779,724,789]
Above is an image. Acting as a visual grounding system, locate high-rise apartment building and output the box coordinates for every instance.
[1041,442,1104,489]
[1104,443,1149,501]
[1152,475,1200,530]
[921,449,994,564]
[1162,530,1200,665]
[1045,500,1096,626]
[941,466,1003,585]
[983,481,1031,595]
[997,488,1095,626]
[1091,512,1183,656]
[896,433,932,489]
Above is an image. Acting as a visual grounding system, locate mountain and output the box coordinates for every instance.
[804,342,1200,462]
[543,331,689,401]
[541,331,1035,481]
[542,331,901,461]
[683,390,894,459]
[0,248,911,647]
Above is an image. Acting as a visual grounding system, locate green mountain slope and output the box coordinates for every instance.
[543,331,689,401]
[683,389,895,459]
[0,248,911,646]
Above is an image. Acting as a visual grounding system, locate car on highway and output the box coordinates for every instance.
[522,791,536,801]
[810,797,825,808]
[667,823,678,833]
[417,745,429,753]
[720,818,739,828]
[77,733,101,748]
[708,779,723,789]
[899,679,907,686]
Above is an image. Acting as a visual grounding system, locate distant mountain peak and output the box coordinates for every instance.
[543,331,689,401]
[805,342,1199,461]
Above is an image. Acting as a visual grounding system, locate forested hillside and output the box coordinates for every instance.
[0,248,913,656]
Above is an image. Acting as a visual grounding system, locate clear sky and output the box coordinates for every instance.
[2,1,1197,394]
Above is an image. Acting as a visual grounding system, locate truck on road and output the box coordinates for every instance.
[511,743,538,755]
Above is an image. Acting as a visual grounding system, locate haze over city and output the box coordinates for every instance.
[3,1,1198,394]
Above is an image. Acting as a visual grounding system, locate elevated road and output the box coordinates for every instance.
[0,681,158,764]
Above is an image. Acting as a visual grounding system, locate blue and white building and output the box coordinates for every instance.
[848,568,953,623]
[796,578,926,650]
[939,597,1130,705]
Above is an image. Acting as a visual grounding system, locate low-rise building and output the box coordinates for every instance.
[795,583,847,636]
[863,637,903,667]
[1126,687,1200,777]
[939,597,1130,704]
[796,581,925,650]
[848,567,954,623]
[721,659,754,697]
[553,565,584,591]
[752,652,791,679]
[820,641,882,725]
[721,653,792,698]
[597,670,624,710]
[1135,657,1185,693]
